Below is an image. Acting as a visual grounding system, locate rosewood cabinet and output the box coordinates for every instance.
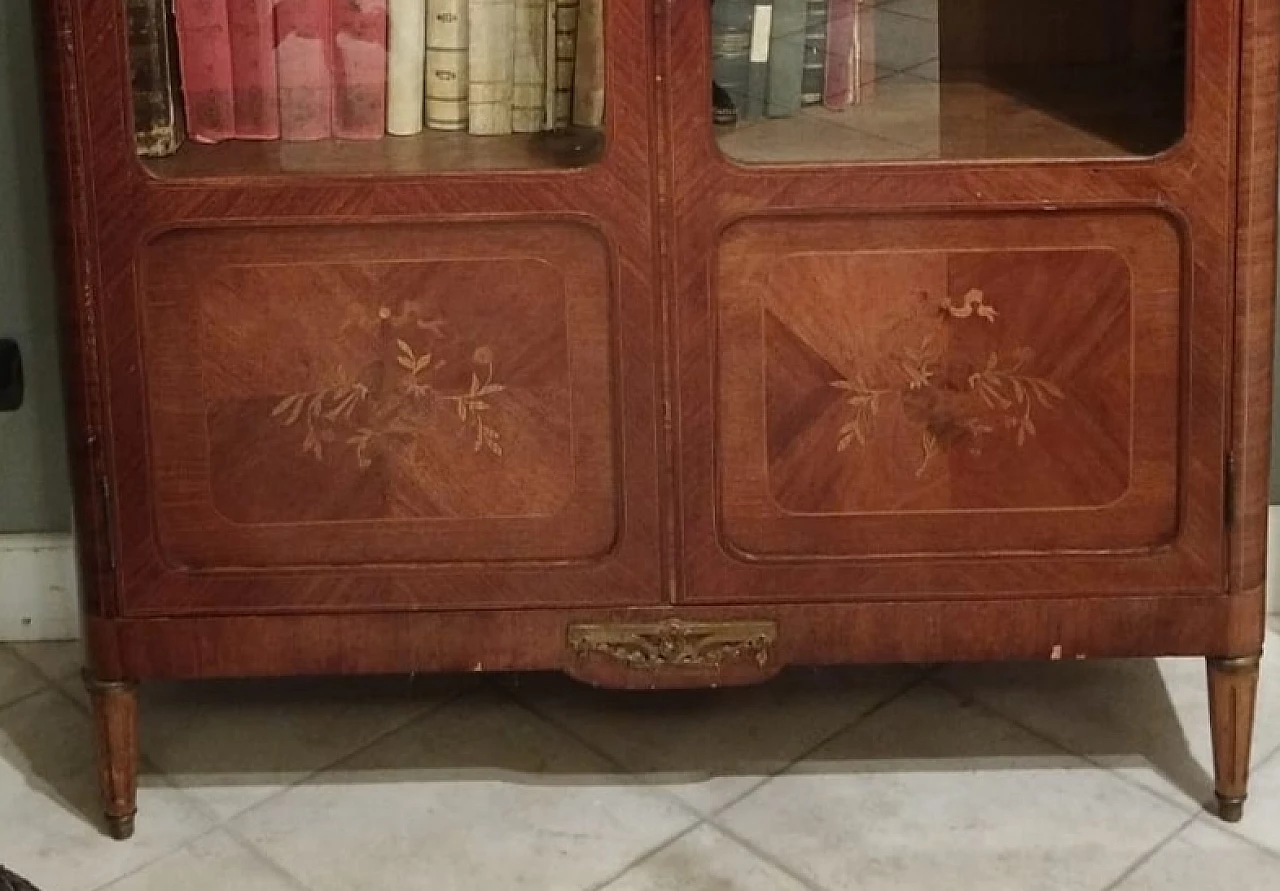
[38,0,1276,839]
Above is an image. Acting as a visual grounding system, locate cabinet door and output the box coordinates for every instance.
[673,0,1234,601]
[71,0,662,615]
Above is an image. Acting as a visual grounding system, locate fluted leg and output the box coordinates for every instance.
[1207,654,1261,823]
[83,671,139,840]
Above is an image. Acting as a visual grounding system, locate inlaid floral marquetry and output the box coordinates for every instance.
[271,307,509,468]
[829,288,1066,477]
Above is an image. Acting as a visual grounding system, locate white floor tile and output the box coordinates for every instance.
[717,683,1188,891]
[1112,818,1280,891]
[1215,747,1280,855]
[11,639,83,684]
[138,675,468,822]
[0,645,44,709]
[936,633,1280,813]
[506,666,922,815]
[230,689,697,891]
[97,830,305,891]
[0,690,214,891]
[601,824,811,891]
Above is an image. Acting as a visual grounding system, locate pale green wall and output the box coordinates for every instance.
[0,0,70,532]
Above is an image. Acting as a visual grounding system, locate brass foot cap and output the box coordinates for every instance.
[1217,796,1246,823]
[106,812,136,840]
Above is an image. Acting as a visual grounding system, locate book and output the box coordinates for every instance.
[551,0,578,129]
[823,0,873,110]
[468,0,515,135]
[571,0,604,127]
[275,0,333,140]
[331,0,389,140]
[387,0,428,134]
[173,0,235,142]
[711,0,753,123]
[801,0,826,105]
[227,0,280,138]
[512,0,548,132]
[765,0,805,118]
[126,0,184,156]
[746,1,772,119]
[426,0,468,130]
[543,0,557,128]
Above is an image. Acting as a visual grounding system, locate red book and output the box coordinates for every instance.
[173,0,236,142]
[331,0,389,140]
[824,0,875,110]
[275,0,333,140]
[227,0,280,138]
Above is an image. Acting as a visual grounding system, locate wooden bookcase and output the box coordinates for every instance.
[37,0,1277,838]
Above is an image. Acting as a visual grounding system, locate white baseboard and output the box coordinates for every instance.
[1269,505,1280,616]
[0,533,81,641]
[2,514,1277,643]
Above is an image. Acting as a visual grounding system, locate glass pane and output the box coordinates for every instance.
[713,0,1187,164]
[126,0,605,178]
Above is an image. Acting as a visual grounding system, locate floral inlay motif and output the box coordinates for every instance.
[829,289,1065,477]
[271,304,507,469]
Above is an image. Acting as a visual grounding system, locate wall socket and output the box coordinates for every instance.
[0,338,23,411]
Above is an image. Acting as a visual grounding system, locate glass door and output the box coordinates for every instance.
[712,0,1186,164]
[126,0,608,176]
[671,0,1235,604]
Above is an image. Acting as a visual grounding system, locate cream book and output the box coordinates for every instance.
[468,0,516,134]
[387,0,428,134]
[571,0,603,128]
[543,0,556,128]
[512,0,548,132]
[552,0,578,128]
[426,0,469,130]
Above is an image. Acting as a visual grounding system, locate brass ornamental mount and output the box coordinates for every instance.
[567,618,778,669]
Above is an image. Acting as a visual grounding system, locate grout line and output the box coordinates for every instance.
[1097,812,1198,891]
[0,682,57,719]
[489,678,712,826]
[4,640,81,689]
[927,672,1218,819]
[207,680,478,828]
[220,823,320,891]
[707,820,830,891]
[702,666,939,820]
[581,820,708,891]
[1195,811,1280,864]
[84,827,226,891]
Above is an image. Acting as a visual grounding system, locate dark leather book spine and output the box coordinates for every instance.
[801,0,826,105]
[127,0,185,157]
[711,0,754,120]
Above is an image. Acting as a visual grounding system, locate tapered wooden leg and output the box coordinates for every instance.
[83,670,139,840]
[1207,654,1261,823]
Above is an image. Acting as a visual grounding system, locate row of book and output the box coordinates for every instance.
[711,0,874,123]
[128,0,606,155]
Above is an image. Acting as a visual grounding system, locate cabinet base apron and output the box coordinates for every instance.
[83,589,1265,835]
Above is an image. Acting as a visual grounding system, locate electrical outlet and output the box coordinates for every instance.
[0,338,24,411]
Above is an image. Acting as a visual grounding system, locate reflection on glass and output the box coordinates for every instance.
[713,0,1187,164]
[126,0,606,177]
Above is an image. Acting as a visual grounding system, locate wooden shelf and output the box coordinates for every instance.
[718,67,1184,165]
[143,127,606,179]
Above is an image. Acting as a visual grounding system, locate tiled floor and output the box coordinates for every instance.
[1,622,1279,890]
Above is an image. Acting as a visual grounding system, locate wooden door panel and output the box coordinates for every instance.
[718,210,1178,559]
[142,221,617,569]
[669,0,1234,603]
